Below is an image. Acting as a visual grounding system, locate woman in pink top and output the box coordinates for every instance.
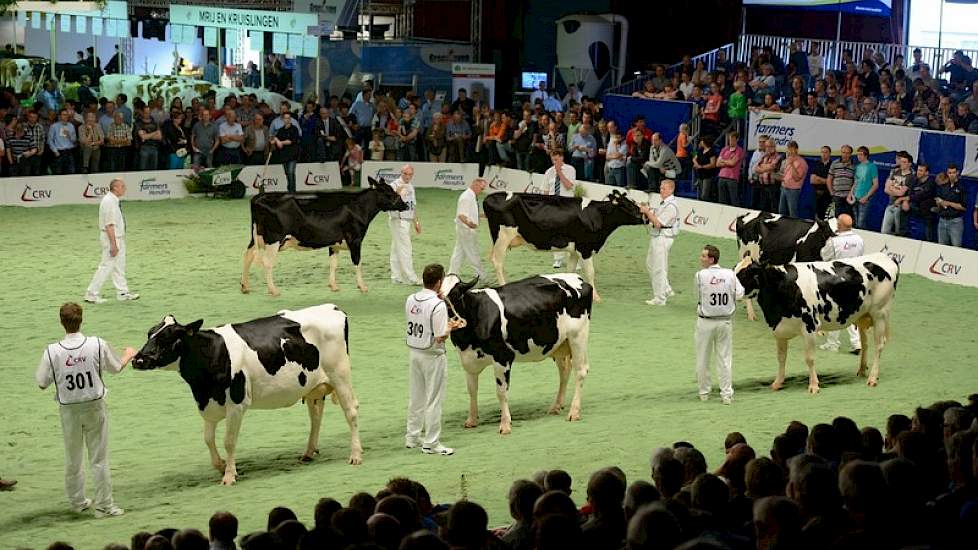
[716,131,745,206]
[779,140,809,217]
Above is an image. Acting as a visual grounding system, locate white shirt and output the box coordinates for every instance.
[821,230,864,260]
[695,265,745,318]
[98,192,125,237]
[650,195,680,237]
[389,177,416,220]
[808,54,824,78]
[456,188,479,229]
[543,164,577,197]
[405,289,448,354]
[530,90,549,105]
[219,121,243,148]
[562,89,583,107]
[36,332,125,404]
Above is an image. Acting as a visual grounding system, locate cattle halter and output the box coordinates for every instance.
[442,294,468,328]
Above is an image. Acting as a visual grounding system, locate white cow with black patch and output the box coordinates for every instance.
[132,304,362,485]
[99,74,301,112]
[442,273,592,434]
[735,253,899,393]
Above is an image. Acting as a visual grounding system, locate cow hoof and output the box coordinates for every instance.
[299,454,315,463]
[808,385,820,394]
[329,284,340,292]
[770,382,783,391]
[748,314,757,322]
[567,411,581,422]
[499,425,512,435]
[240,283,250,294]
[464,418,478,429]
[358,286,368,294]
[221,474,237,486]
[268,289,281,297]
[348,455,363,466]
[547,404,563,415]
[592,293,602,303]
[855,369,867,378]
[867,378,878,387]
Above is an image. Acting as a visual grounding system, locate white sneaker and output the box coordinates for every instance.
[818,342,839,352]
[721,397,733,405]
[422,444,454,456]
[405,438,421,449]
[391,278,405,285]
[94,505,125,518]
[117,292,140,301]
[699,394,709,402]
[552,260,562,269]
[666,289,676,298]
[84,295,107,304]
[645,298,667,306]
[71,498,93,513]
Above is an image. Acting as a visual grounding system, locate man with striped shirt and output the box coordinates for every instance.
[5,119,38,176]
[827,144,855,218]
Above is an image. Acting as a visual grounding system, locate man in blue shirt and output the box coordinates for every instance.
[48,109,78,174]
[543,92,563,113]
[935,165,967,247]
[203,58,220,85]
[115,94,132,126]
[850,146,879,229]
[569,124,597,181]
[39,80,65,115]
[350,88,376,146]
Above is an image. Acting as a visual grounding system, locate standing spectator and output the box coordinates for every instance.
[48,109,78,174]
[341,137,363,187]
[350,88,376,145]
[906,162,935,242]
[754,139,783,213]
[203,57,219,85]
[217,110,244,166]
[935,165,967,247]
[693,244,744,404]
[512,111,534,171]
[851,146,879,229]
[398,106,421,162]
[640,180,680,306]
[809,146,833,220]
[569,124,596,181]
[368,129,386,161]
[779,141,808,217]
[604,124,628,187]
[425,113,447,163]
[445,111,471,162]
[316,107,341,162]
[451,89,475,123]
[678,72,695,100]
[243,113,270,166]
[78,112,104,174]
[650,65,669,91]
[39,80,65,114]
[161,111,189,169]
[881,151,914,235]
[272,113,300,193]
[36,302,134,517]
[808,42,824,79]
[716,132,744,206]
[827,144,856,218]
[115,94,132,126]
[388,165,421,285]
[626,130,650,190]
[789,41,810,79]
[676,123,691,180]
[530,80,549,105]
[727,81,748,136]
[98,102,116,136]
[133,107,162,171]
[692,136,718,202]
[702,83,723,132]
[190,109,218,168]
[643,133,680,193]
[104,112,131,172]
[5,119,38,176]
[24,110,45,175]
[625,116,652,148]
[449,179,487,280]
[562,83,583,110]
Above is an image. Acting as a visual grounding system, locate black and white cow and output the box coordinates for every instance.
[132,305,362,485]
[736,212,836,320]
[484,190,645,302]
[241,179,407,296]
[735,253,899,394]
[442,273,592,434]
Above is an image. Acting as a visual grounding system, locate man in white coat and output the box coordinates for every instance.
[404,264,464,455]
[85,179,139,303]
[449,178,487,280]
[543,149,577,268]
[820,213,864,354]
[694,245,744,404]
[36,302,135,517]
[641,179,680,305]
[389,164,422,285]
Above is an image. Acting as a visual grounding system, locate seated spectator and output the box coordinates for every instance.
[445,111,471,162]
[626,503,681,550]
[753,496,802,550]
[750,64,776,100]
[857,97,882,124]
[209,512,237,550]
[581,468,627,548]
[172,529,208,550]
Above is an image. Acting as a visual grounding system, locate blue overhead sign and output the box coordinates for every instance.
[744,1,892,17]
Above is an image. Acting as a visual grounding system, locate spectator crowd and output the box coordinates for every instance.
[15,393,978,550]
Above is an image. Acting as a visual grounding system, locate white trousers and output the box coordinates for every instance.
[647,236,674,300]
[695,317,734,399]
[389,218,418,283]
[60,399,115,510]
[826,325,861,350]
[406,350,447,447]
[86,234,129,297]
[449,225,485,279]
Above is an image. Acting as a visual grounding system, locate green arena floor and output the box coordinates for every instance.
[0,188,974,549]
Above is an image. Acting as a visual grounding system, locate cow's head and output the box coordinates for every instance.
[734,256,787,299]
[601,190,646,225]
[132,315,203,370]
[367,177,408,212]
[441,274,478,322]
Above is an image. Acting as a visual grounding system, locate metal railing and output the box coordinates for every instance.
[606,43,736,96]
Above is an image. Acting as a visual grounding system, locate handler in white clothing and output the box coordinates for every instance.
[405,264,463,456]
[389,164,422,285]
[819,213,864,354]
[36,302,135,517]
[449,178,487,279]
[543,149,577,268]
[694,245,744,404]
[85,179,139,303]
[641,180,680,305]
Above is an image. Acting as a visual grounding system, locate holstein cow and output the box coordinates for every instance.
[241,179,407,296]
[735,212,836,320]
[484,190,645,302]
[442,273,592,434]
[735,252,899,393]
[132,305,362,485]
[98,74,301,113]
[0,58,34,95]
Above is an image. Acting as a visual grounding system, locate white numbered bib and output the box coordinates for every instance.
[405,293,444,350]
[46,337,105,405]
[697,268,738,318]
